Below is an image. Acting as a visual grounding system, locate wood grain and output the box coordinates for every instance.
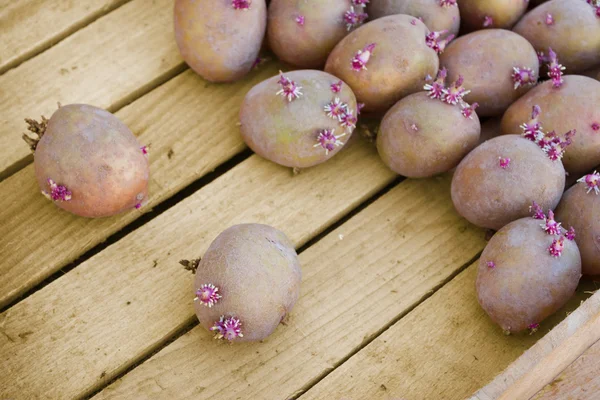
[92,175,486,400]
[471,290,600,400]
[0,0,130,74]
[0,136,396,400]
[0,64,280,309]
[300,264,596,400]
[533,339,600,400]
[0,0,183,180]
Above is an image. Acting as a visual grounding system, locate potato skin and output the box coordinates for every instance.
[34,104,149,218]
[513,0,600,73]
[193,224,301,342]
[451,135,565,231]
[325,15,439,114]
[367,0,460,37]
[439,29,539,117]
[377,92,480,178]
[268,0,361,68]
[500,76,600,176]
[476,218,581,333]
[240,70,357,168]
[459,0,528,31]
[555,181,600,276]
[174,0,267,82]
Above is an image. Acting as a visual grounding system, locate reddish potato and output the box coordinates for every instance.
[459,0,528,31]
[25,104,149,218]
[325,14,439,114]
[174,0,267,82]
[268,0,366,68]
[192,224,301,342]
[240,70,358,169]
[377,91,480,178]
[513,0,600,73]
[555,171,600,276]
[500,76,600,177]
[440,29,539,117]
[367,0,460,37]
[451,135,565,231]
[477,216,581,334]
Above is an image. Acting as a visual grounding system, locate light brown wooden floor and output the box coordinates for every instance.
[1,2,597,399]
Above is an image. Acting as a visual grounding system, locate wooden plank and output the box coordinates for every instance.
[472,290,600,400]
[93,176,487,400]
[300,264,596,400]
[0,0,183,180]
[0,63,280,310]
[0,136,397,400]
[533,339,600,400]
[0,0,130,74]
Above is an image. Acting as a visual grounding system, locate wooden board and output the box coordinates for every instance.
[0,64,279,309]
[0,0,130,74]
[300,264,596,400]
[95,176,486,400]
[0,0,183,180]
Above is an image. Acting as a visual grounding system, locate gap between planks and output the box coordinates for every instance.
[0,133,398,399]
[0,0,133,75]
[0,0,186,181]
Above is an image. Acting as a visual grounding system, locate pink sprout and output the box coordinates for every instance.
[43,178,72,202]
[411,19,417,25]
[439,0,457,7]
[410,123,419,131]
[276,71,303,102]
[194,283,222,307]
[537,51,547,64]
[461,102,479,119]
[324,97,349,120]
[330,80,343,93]
[542,210,562,235]
[231,0,251,10]
[351,43,376,71]
[565,227,576,241]
[499,157,511,169]
[340,111,357,130]
[529,201,546,220]
[211,316,243,341]
[426,31,454,54]
[252,57,262,69]
[141,145,148,155]
[592,122,599,131]
[486,261,496,269]
[296,15,305,25]
[547,48,565,88]
[528,322,540,334]
[352,0,369,4]
[444,75,470,105]
[548,236,565,258]
[423,68,447,100]
[578,171,600,194]
[135,203,142,209]
[512,67,536,90]
[520,105,543,142]
[357,103,365,115]
[314,129,346,155]
[483,16,493,27]
[587,0,600,18]
[545,13,555,25]
[541,130,575,161]
[344,6,368,31]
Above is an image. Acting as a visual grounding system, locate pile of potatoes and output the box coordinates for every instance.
[24,0,599,341]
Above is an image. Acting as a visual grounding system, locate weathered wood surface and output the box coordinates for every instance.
[0,0,183,180]
[0,0,130,74]
[0,63,279,309]
[300,264,596,400]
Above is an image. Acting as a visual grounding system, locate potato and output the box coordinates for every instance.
[459,0,528,31]
[174,0,267,82]
[439,29,539,117]
[367,0,460,37]
[325,14,439,114]
[240,70,358,169]
[377,91,480,178]
[451,135,565,231]
[192,224,301,342]
[27,104,149,218]
[477,217,581,334]
[267,0,366,68]
[555,172,600,276]
[513,0,600,73]
[500,76,600,177]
